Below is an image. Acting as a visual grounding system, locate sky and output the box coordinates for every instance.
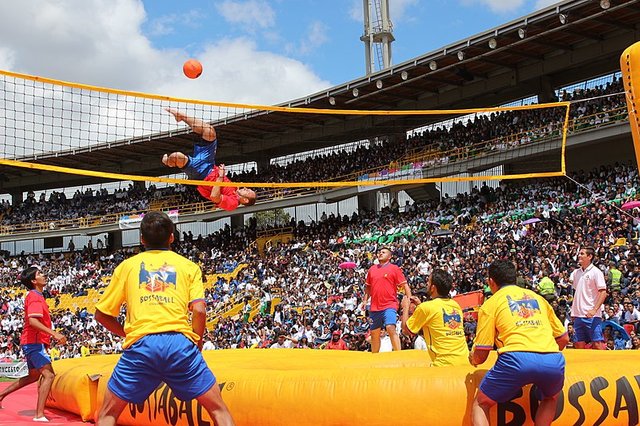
[0,0,563,106]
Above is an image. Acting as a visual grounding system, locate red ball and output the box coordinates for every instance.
[183,59,203,79]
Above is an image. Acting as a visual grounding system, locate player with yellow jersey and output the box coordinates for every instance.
[470,260,569,426]
[94,211,235,426]
[401,269,469,367]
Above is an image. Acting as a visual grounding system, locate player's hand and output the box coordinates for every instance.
[409,296,421,305]
[219,164,226,176]
[53,332,67,345]
[165,108,185,122]
[585,309,596,318]
[401,295,410,309]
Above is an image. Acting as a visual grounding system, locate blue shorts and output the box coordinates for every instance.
[480,352,565,403]
[108,332,215,404]
[23,344,51,370]
[370,308,397,330]
[183,139,218,180]
[573,317,604,343]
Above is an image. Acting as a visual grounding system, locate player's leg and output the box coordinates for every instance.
[34,363,56,420]
[471,389,494,426]
[572,317,588,349]
[162,152,189,168]
[532,352,565,426]
[369,311,384,353]
[161,333,235,425]
[589,317,606,350]
[96,388,129,426]
[97,337,161,425]
[195,385,236,426]
[385,308,401,351]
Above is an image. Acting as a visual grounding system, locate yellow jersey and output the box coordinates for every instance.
[80,345,91,357]
[407,297,469,367]
[473,285,566,354]
[95,249,204,349]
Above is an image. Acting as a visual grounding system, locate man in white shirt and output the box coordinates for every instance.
[570,247,607,350]
[270,334,293,349]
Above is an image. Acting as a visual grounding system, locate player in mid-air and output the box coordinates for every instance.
[163,108,256,211]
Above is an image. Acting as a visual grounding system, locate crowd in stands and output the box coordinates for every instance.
[2,158,640,359]
[0,77,626,228]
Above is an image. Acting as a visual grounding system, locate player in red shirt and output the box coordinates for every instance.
[362,247,412,353]
[0,266,66,422]
[162,108,256,210]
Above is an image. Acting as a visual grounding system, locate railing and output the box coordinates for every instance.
[0,105,629,237]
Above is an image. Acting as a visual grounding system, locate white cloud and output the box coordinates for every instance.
[215,0,276,30]
[460,0,526,14]
[156,38,330,104]
[0,0,330,158]
[0,0,328,103]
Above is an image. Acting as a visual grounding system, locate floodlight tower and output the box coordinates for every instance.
[361,0,394,75]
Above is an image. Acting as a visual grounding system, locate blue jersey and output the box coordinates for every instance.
[183,139,218,180]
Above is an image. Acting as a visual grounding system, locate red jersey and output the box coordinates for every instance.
[20,290,52,346]
[197,166,239,211]
[366,263,407,311]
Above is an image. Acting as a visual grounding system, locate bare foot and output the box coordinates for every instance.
[165,108,185,122]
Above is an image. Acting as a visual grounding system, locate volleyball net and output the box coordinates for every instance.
[0,69,571,191]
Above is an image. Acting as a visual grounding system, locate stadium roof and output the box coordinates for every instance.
[1,0,638,193]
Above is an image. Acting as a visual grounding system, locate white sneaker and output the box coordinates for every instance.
[33,417,49,422]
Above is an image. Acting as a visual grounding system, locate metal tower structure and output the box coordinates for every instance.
[360,0,394,75]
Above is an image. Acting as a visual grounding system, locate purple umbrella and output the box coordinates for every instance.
[424,220,440,225]
[521,218,541,225]
[622,200,640,210]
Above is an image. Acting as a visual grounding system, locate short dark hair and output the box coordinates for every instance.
[581,246,595,260]
[488,260,516,287]
[19,266,39,290]
[430,268,453,297]
[140,211,174,249]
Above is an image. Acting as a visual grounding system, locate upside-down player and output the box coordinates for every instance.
[163,108,256,210]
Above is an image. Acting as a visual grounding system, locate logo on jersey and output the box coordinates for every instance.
[507,294,541,318]
[442,308,462,329]
[138,261,177,292]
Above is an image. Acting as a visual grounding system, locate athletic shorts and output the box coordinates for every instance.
[183,139,218,180]
[480,352,565,403]
[370,308,397,330]
[108,332,215,404]
[573,317,604,343]
[23,344,51,370]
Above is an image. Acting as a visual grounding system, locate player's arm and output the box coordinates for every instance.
[189,266,207,350]
[555,333,570,350]
[27,316,66,344]
[95,309,126,338]
[361,285,370,312]
[190,300,206,350]
[470,306,495,366]
[469,348,491,367]
[209,164,225,205]
[586,288,607,318]
[401,281,412,300]
[166,108,216,142]
[400,296,415,336]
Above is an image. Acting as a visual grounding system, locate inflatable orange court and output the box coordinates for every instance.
[43,349,640,426]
